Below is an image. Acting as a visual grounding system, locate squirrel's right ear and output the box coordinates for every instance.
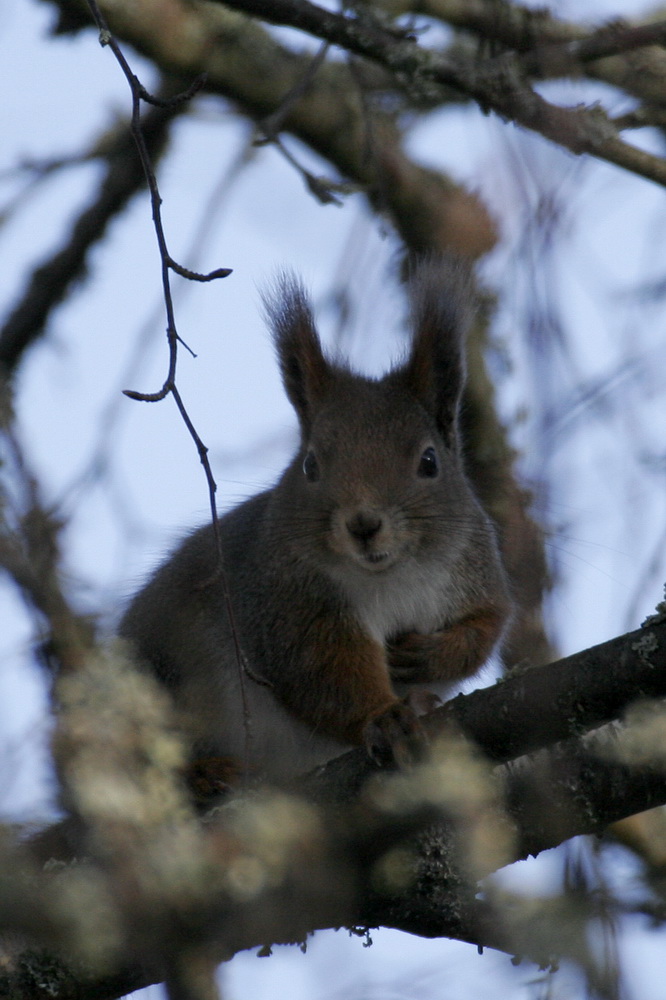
[263,274,330,432]
[401,254,473,446]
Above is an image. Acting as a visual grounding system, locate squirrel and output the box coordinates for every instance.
[119,257,511,797]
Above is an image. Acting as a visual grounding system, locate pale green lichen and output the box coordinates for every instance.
[641,583,666,627]
[632,630,659,665]
[613,700,666,770]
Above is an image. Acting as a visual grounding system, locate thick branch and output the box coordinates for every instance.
[309,616,666,796]
[5,714,666,999]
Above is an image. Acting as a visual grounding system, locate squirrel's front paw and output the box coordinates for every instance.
[387,630,442,683]
[185,755,246,805]
[362,700,428,768]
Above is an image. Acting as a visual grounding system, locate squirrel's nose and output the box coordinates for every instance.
[346,511,383,542]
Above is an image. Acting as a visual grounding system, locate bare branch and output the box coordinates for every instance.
[0,419,95,673]
[376,0,666,106]
[257,40,330,142]
[74,1,233,582]
[307,614,666,795]
[215,0,666,189]
[522,19,666,74]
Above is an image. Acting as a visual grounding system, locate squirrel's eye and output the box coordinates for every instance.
[417,446,438,479]
[303,450,320,482]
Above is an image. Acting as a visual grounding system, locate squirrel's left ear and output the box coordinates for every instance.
[264,273,332,435]
[399,255,473,446]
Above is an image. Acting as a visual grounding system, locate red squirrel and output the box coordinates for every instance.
[120,258,511,794]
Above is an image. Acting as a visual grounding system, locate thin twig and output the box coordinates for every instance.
[83,0,230,488]
[83,0,259,773]
[137,74,209,108]
[258,40,330,142]
[254,41,356,205]
[264,135,352,205]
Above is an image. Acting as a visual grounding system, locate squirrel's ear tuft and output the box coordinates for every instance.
[401,254,474,445]
[263,273,330,431]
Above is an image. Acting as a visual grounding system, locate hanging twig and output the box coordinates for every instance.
[84,1,230,536]
[83,1,263,772]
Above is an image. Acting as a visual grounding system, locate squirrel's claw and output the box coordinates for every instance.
[363,700,428,768]
[185,755,247,805]
[404,688,442,716]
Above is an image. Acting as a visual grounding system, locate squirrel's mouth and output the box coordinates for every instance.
[356,549,396,571]
[330,514,401,570]
[365,550,390,564]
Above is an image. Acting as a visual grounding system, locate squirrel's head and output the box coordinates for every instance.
[263,257,477,572]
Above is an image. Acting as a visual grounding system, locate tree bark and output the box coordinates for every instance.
[2,615,665,1000]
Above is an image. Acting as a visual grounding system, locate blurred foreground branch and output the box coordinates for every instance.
[0,591,664,999]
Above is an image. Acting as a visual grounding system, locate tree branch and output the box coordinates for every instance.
[214,0,666,188]
[0,81,182,376]
[1,611,664,1000]
[307,614,666,798]
[376,0,666,109]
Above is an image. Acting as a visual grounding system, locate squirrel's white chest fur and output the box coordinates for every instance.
[330,556,457,642]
